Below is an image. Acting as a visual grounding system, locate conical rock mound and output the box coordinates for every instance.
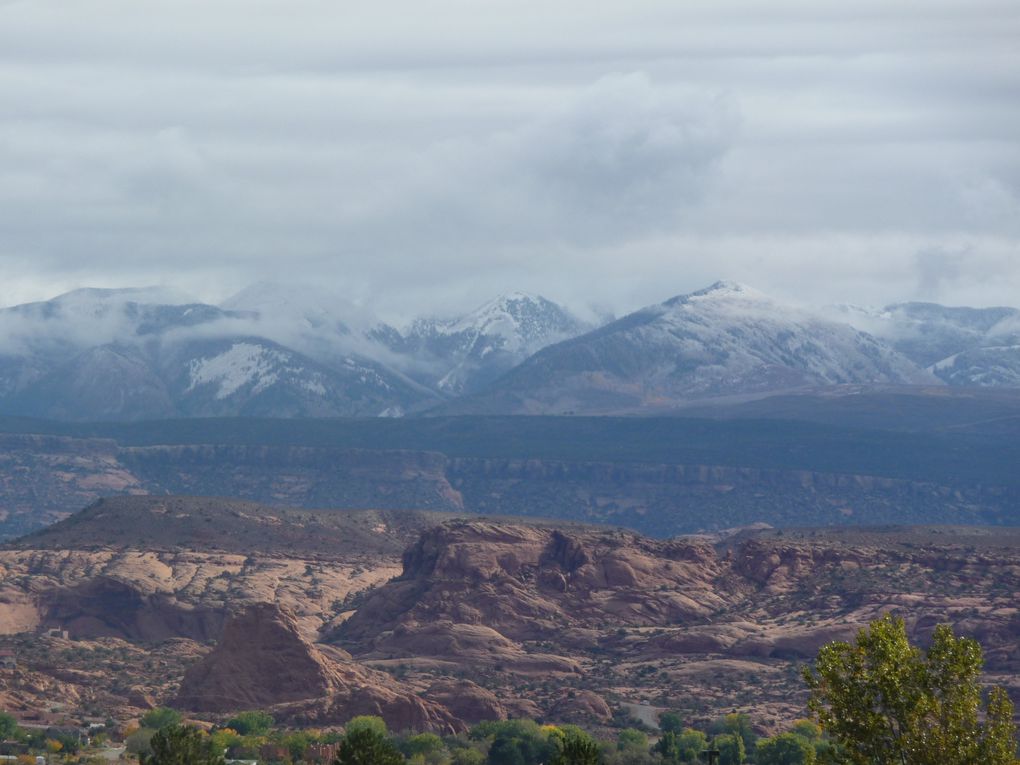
[174,603,461,732]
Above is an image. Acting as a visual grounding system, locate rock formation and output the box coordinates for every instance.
[174,603,461,733]
[548,690,613,724]
[423,679,507,724]
[334,522,732,661]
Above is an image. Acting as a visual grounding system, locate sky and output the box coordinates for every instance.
[1,0,1018,320]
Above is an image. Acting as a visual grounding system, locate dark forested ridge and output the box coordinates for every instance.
[1,404,1019,485]
[2,396,1020,539]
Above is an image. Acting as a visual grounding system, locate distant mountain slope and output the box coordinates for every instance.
[382,293,591,395]
[0,287,439,420]
[836,302,1020,387]
[3,283,1018,421]
[446,282,935,414]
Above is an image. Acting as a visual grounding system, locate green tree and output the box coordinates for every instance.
[141,724,225,765]
[400,733,446,765]
[225,710,275,736]
[708,714,756,754]
[140,707,183,731]
[126,728,157,758]
[657,713,684,735]
[478,721,556,765]
[653,729,706,764]
[606,729,653,765]
[803,614,1019,765]
[787,721,820,743]
[550,729,600,765]
[282,730,314,762]
[209,728,241,755]
[0,712,18,740]
[335,726,404,765]
[616,729,647,750]
[451,748,485,765]
[711,733,745,765]
[346,716,391,738]
[755,734,816,765]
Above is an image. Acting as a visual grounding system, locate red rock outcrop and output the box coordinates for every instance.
[174,603,462,733]
[548,690,613,724]
[423,679,507,724]
[335,521,730,665]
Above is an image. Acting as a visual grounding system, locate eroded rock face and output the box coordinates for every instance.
[0,545,401,640]
[423,679,506,724]
[548,690,613,724]
[174,603,461,733]
[334,521,1020,680]
[337,522,729,660]
[44,577,225,642]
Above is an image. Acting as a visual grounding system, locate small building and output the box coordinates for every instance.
[0,650,16,670]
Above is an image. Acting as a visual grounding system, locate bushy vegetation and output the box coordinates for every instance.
[1,620,1016,765]
[108,713,840,765]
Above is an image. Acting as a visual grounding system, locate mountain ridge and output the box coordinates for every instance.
[1,281,1019,421]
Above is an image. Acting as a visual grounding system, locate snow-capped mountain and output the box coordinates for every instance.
[3,282,1019,422]
[445,282,937,414]
[835,302,1020,387]
[0,287,438,420]
[387,292,591,395]
[162,337,427,418]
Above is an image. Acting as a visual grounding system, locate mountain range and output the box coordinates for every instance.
[0,281,1017,420]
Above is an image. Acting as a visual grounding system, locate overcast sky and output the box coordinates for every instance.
[1,0,1018,319]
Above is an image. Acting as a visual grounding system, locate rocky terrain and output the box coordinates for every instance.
[174,603,461,732]
[0,496,460,641]
[1,498,1017,732]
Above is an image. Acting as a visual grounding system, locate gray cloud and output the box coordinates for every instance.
[0,0,1018,317]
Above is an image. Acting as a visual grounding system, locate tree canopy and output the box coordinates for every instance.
[139,707,183,731]
[755,733,815,765]
[803,614,1018,765]
[335,721,404,765]
[141,724,225,765]
[225,710,274,736]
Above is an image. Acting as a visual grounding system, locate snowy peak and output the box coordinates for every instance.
[2,281,1019,421]
[438,292,587,349]
[659,281,779,315]
[687,280,761,299]
[397,292,591,395]
[444,281,939,415]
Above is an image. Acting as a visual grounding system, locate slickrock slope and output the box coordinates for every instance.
[334,522,1020,682]
[0,496,421,641]
[334,522,741,675]
[3,506,1019,730]
[174,604,461,732]
[0,546,400,642]
[422,679,507,724]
